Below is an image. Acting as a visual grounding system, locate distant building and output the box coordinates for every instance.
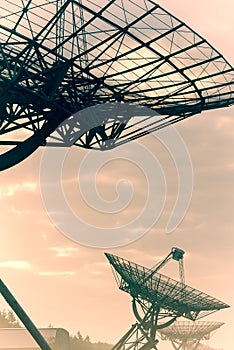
[0,328,70,350]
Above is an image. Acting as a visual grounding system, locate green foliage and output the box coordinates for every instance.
[70,331,112,350]
[0,310,112,350]
[0,309,22,328]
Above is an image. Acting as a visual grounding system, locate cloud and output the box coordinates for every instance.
[49,246,78,257]
[11,207,31,215]
[0,182,37,198]
[39,271,76,276]
[0,260,32,269]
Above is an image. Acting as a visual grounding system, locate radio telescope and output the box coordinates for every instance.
[105,248,229,350]
[158,321,224,350]
[0,0,234,170]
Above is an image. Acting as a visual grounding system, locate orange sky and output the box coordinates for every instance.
[0,1,234,350]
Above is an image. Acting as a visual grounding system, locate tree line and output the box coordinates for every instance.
[0,309,112,350]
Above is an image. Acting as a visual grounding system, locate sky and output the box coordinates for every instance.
[0,1,234,350]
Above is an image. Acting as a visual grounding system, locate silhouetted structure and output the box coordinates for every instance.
[159,321,224,350]
[0,327,70,350]
[105,248,229,350]
[0,279,52,350]
[0,0,233,170]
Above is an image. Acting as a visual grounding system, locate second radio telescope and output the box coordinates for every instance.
[105,248,229,350]
[0,0,234,170]
[159,321,224,350]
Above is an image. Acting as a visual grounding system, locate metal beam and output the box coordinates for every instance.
[0,279,52,350]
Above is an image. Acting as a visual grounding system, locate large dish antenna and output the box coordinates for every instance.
[105,248,229,350]
[0,0,233,170]
[159,321,224,350]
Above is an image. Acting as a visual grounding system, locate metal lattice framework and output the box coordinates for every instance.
[105,249,229,350]
[159,321,224,350]
[0,0,234,170]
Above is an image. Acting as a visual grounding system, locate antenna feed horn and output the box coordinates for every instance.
[171,247,185,261]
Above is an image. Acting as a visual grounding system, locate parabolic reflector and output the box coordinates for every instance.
[0,0,234,169]
[105,253,229,321]
[158,321,224,341]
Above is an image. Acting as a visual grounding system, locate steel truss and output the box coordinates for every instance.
[0,0,234,169]
[105,249,229,350]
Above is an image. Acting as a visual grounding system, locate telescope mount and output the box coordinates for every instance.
[105,248,229,350]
